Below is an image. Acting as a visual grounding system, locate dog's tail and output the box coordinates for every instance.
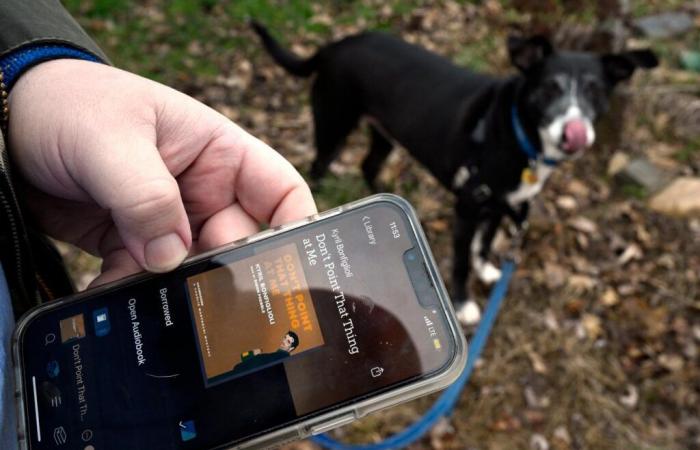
[250,21,317,77]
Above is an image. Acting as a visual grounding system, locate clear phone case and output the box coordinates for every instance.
[13,193,467,450]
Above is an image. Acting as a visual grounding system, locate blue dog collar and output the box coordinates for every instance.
[510,105,559,167]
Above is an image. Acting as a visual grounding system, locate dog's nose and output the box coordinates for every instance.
[562,119,588,153]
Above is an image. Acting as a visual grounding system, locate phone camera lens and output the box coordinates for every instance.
[407,252,417,262]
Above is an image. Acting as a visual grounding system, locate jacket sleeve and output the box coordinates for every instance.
[0,0,109,62]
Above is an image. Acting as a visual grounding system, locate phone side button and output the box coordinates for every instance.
[309,413,356,436]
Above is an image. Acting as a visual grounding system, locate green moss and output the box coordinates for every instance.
[312,174,372,211]
[674,140,700,162]
[621,182,648,199]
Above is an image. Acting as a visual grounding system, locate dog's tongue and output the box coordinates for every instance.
[563,119,588,153]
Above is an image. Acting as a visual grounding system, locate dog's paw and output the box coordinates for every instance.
[455,300,481,327]
[476,262,502,284]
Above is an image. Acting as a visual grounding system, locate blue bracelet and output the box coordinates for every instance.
[0,44,101,91]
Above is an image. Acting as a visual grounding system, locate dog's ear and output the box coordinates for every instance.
[507,35,553,73]
[601,49,659,84]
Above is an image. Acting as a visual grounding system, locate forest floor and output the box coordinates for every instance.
[62,1,700,449]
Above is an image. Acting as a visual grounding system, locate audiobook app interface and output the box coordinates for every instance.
[21,202,454,449]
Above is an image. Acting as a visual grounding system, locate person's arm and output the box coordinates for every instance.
[0,0,108,60]
[0,2,110,311]
[0,1,109,93]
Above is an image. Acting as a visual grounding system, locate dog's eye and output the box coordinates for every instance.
[582,79,604,98]
[540,79,563,99]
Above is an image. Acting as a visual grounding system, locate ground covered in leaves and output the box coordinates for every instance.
[62,1,700,449]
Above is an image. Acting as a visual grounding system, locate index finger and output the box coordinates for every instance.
[226,123,317,225]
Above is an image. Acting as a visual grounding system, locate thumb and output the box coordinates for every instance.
[75,135,192,272]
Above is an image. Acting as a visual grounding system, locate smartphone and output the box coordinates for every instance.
[13,194,466,450]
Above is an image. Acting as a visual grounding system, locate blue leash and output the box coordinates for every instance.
[312,259,517,450]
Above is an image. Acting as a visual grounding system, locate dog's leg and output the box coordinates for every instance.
[472,213,504,284]
[452,214,481,326]
[513,201,529,228]
[309,80,360,185]
[361,126,393,191]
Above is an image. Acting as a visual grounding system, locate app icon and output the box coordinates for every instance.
[53,426,67,445]
[81,429,93,442]
[47,360,60,379]
[59,314,86,343]
[41,381,62,408]
[92,307,111,337]
[179,420,197,442]
[44,333,56,346]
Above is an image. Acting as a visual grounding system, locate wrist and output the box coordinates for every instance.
[1,44,103,134]
[0,44,102,92]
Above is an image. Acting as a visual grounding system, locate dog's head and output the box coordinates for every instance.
[508,35,658,161]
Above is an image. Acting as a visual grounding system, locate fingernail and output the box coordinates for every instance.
[144,233,187,272]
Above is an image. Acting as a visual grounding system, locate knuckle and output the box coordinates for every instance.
[119,177,182,224]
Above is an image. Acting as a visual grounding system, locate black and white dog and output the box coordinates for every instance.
[252,23,657,324]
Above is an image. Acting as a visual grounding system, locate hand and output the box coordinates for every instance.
[8,59,316,286]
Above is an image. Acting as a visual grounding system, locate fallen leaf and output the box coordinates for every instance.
[567,274,597,292]
[526,346,549,374]
[600,288,620,307]
[618,243,643,265]
[568,216,598,234]
[582,313,603,339]
[619,384,639,409]
[490,414,522,431]
[544,262,568,289]
[524,386,550,408]
[552,426,572,446]
[427,219,449,233]
[524,409,546,426]
[530,433,550,450]
[658,353,684,372]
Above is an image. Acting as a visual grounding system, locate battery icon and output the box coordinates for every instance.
[433,338,441,350]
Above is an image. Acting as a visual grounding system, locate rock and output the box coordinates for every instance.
[607,151,630,176]
[633,12,694,39]
[556,195,577,211]
[681,50,700,73]
[615,157,673,194]
[649,177,700,217]
[646,89,700,142]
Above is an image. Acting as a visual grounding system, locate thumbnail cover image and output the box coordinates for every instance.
[187,243,325,385]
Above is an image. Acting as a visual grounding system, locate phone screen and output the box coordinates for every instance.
[18,201,456,449]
